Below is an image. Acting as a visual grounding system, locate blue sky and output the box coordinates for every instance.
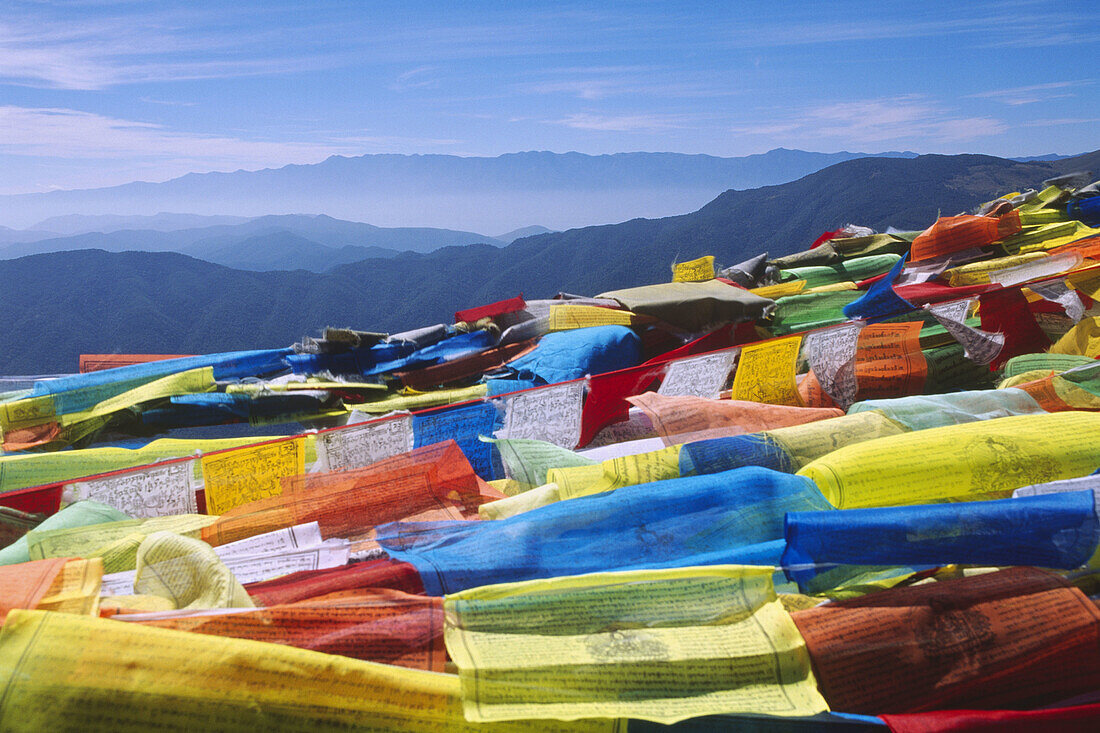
[1,0,1097,194]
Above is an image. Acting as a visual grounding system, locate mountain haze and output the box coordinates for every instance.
[5,150,1095,374]
[31,213,252,236]
[0,149,920,232]
[0,214,502,272]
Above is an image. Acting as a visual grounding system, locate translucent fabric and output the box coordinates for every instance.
[443,565,827,724]
[766,411,907,469]
[797,412,1100,508]
[131,589,445,671]
[627,392,843,443]
[202,441,488,546]
[848,388,1046,432]
[783,490,1100,592]
[412,400,498,479]
[0,500,127,566]
[909,212,1021,262]
[791,567,1100,714]
[0,609,611,733]
[977,287,1051,369]
[881,703,1100,732]
[678,434,795,476]
[133,531,254,610]
[376,467,832,595]
[1001,352,1095,378]
[244,559,425,606]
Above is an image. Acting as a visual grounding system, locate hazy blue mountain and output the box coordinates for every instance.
[0,214,501,271]
[187,230,400,272]
[0,149,921,233]
[494,225,555,243]
[4,150,1095,373]
[1010,153,1077,162]
[31,212,251,236]
[0,225,60,245]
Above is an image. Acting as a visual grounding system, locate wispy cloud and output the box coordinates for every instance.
[969,80,1093,105]
[0,106,357,167]
[519,76,736,101]
[547,113,689,132]
[326,134,462,148]
[730,97,1007,145]
[1023,117,1100,127]
[139,96,197,107]
[0,5,350,89]
[391,66,441,91]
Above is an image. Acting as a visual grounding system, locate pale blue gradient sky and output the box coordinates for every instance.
[1,0,1097,193]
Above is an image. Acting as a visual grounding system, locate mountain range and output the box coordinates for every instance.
[0,149,926,233]
[0,215,558,272]
[4,150,1095,374]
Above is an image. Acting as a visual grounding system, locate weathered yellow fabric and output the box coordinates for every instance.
[545,464,605,497]
[945,252,1047,286]
[133,532,254,609]
[99,594,176,614]
[0,610,618,733]
[798,412,1100,508]
[751,280,806,299]
[479,482,563,520]
[25,514,217,569]
[1049,317,1100,357]
[671,255,716,282]
[89,532,147,574]
[559,445,683,500]
[34,558,102,617]
[354,384,488,414]
[766,411,908,468]
[802,281,858,294]
[444,565,828,723]
[997,370,1056,389]
[486,478,527,497]
[1015,222,1100,254]
[548,305,648,331]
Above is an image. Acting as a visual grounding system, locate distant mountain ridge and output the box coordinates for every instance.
[31,213,252,236]
[5,150,1096,373]
[0,214,511,272]
[0,149,924,232]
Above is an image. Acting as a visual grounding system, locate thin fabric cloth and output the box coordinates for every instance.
[782,489,1100,593]
[376,467,831,595]
[678,434,796,476]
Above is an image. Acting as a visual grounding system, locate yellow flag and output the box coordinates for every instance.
[798,412,1100,508]
[732,336,804,406]
[34,558,103,617]
[671,255,715,282]
[547,304,647,331]
[751,280,806,299]
[559,445,682,500]
[0,610,617,732]
[26,514,216,565]
[444,564,828,723]
[201,438,305,515]
[1049,316,1100,358]
[765,410,907,468]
